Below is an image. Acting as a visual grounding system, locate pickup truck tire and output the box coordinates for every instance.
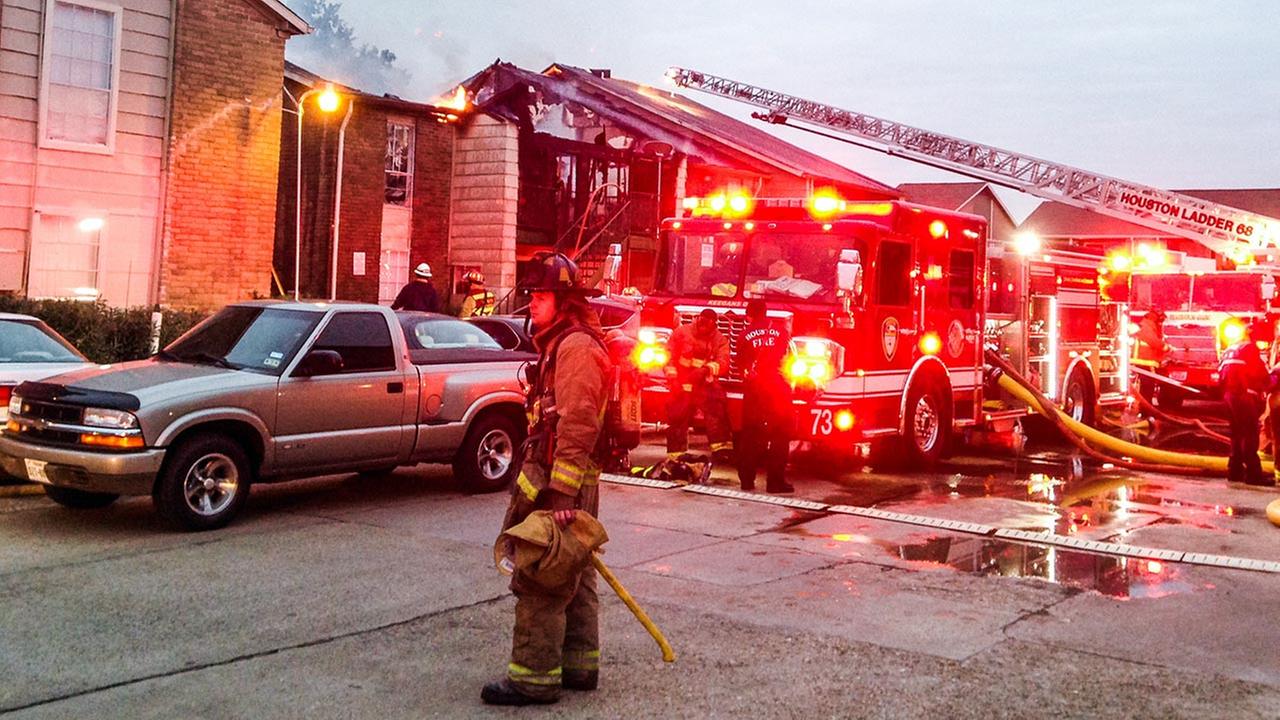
[44,485,119,509]
[454,413,522,493]
[153,434,251,531]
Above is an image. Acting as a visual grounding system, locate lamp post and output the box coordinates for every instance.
[294,82,342,300]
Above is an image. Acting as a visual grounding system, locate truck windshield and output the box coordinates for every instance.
[657,230,866,302]
[1131,274,1191,311]
[744,233,866,303]
[164,306,321,376]
[1191,274,1262,312]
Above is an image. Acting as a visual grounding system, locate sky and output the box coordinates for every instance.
[286,1,1279,221]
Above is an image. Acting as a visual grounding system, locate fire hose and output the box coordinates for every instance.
[985,350,1274,476]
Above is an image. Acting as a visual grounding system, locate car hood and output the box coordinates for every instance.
[1,362,95,385]
[28,359,276,404]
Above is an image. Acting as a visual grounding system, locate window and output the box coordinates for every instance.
[385,122,414,205]
[311,312,396,372]
[986,258,1017,315]
[949,250,975,309]
[27,213,101,299]
[41,0,120,150]
[876,241,912,306]
[401,318,502,351]
[166,307,321,376]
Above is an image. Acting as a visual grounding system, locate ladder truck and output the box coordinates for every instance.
[630,68,1280,462]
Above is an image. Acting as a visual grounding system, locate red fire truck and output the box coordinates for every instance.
[635,194,988,467]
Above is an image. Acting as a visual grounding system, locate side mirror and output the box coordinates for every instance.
[602,243,623,291]
[294,349,344,377]
[1262,276,1276,302]
[837,249,864,298]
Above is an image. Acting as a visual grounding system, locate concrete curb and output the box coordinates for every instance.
[0,483,46,498]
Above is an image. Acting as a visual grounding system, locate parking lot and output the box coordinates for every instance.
[4,438,1280,719]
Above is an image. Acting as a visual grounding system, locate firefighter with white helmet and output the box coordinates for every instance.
[457,269,497,318]
[391,262,441,313]
[483,252,612,705]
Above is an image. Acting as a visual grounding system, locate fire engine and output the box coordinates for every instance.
[632,67,1280,464]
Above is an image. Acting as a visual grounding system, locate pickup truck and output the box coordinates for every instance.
[0,302,534,530]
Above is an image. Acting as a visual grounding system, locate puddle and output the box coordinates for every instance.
[882,536,1204,600]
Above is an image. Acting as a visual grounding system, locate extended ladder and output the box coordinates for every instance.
[665,67,1279,258]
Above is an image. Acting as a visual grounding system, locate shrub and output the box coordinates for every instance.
[0,297,206,364]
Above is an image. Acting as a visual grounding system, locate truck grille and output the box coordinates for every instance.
[676,310,749,380]
[11,399,84,446]
[1165,324,1218,366]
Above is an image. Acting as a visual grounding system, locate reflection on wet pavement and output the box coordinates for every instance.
[880,535,1206,600]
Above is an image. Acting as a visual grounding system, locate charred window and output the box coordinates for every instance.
[949,250,975,309]
[876,241,912,306]
[385,122,414,206]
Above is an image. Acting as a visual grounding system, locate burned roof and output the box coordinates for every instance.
[285,61,460,118]
[464,61,897,199]
[1022,188,1280,238]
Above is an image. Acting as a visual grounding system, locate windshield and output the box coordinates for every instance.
[164,306,321,375]
[401,317,502,350]
[1131,274,1191,311]
[1191,273,1262,312]
[0,320,85,364]
[658,230,864,302]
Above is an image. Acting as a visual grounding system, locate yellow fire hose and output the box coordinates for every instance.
[592,554,676,662]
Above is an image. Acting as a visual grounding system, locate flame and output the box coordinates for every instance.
[439,85,468,111]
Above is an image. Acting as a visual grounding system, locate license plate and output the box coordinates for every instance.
[24,458,49,484]
[1170,370,1188,381]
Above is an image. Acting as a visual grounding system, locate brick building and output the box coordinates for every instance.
[0,0,308,309]
[274,62,458,306]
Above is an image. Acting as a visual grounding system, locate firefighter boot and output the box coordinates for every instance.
[481,679,558,706]
[562,670,599,691]
[766,480,795,494]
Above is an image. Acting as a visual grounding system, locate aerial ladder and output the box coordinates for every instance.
[664,67,1280,260]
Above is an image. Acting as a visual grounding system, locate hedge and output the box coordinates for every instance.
[0,297,207,364]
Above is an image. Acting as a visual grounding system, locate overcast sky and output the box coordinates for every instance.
[292,1,1279,220]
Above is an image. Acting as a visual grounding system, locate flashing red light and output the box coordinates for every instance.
[928,220,947,238]
[918,332,941,355]
[809,189,844,218]
[834,410,855,431]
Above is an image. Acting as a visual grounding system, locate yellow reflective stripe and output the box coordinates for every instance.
[706,361,719,375]
[689,358,706,367]
[679,358,695,367]
[551,459,585,489]
[564,649,600,670]
[710,441,733,452]
[508,663,562,685]
[667,451,684,459]
[516,472,539,502]
[681,384,693,391]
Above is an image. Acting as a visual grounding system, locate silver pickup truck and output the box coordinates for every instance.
[0,302,534,530]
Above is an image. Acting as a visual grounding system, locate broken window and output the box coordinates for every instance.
[385,122,414,206]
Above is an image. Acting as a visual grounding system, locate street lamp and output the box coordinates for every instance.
[294,82,342,300]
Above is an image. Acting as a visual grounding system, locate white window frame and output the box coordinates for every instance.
[385,119,415,207]
[38,0,123,154]
[27,208,107,300]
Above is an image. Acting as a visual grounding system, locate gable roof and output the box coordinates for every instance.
[252,0,311,35]
[463,61,898,199]
[1021,188,1280,238]
[285,61,458,117]
[897,181,1017,224]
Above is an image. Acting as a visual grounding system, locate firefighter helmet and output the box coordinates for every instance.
[463,270,485,285]
[519,252,602,296]
[413,262,433,279]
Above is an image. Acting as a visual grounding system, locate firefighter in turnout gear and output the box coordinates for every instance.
[665,309,734,460]
[483,252,612,706]
[1133,310,1172,402]
[457,270,497,318]
[736,299,794,493]
[1219,330,1270,485]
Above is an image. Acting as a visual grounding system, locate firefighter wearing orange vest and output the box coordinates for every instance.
[1219,331,1270,486]
[665,309,733,459]
[483,253,611,706]
[458,270,497,318]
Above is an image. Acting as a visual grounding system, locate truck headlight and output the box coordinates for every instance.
[634,327,673,374]
[787,337,845,388]
[2,390,18,423]
[83,407,140,430]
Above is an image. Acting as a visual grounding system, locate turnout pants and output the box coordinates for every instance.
[666,381,732,455]
[1225,391,1264,485]
[506,481,600,700]
[738,377,792,490]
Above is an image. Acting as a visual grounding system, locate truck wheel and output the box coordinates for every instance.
[1062,368,1097,427]
[904,381,949,469]
[153,434,251,531]
[44,485,119,509]
[454,413,523,493]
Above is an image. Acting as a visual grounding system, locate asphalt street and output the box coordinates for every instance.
[3,441,1280,719]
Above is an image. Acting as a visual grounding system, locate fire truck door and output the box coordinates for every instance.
[869,239,916,374]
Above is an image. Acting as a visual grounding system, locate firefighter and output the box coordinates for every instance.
[736,299,794,493]
[457,270,497,318]
[1219,328,1270,486]
[390,262,440,313]
[483,252,611,706]
[1132,309,1171,401]
[666,309,734,461]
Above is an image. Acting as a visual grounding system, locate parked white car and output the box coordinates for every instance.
[1,313,94,424]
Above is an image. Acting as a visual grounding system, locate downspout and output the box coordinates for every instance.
[329,98,353,300]
[150,0,180,307]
